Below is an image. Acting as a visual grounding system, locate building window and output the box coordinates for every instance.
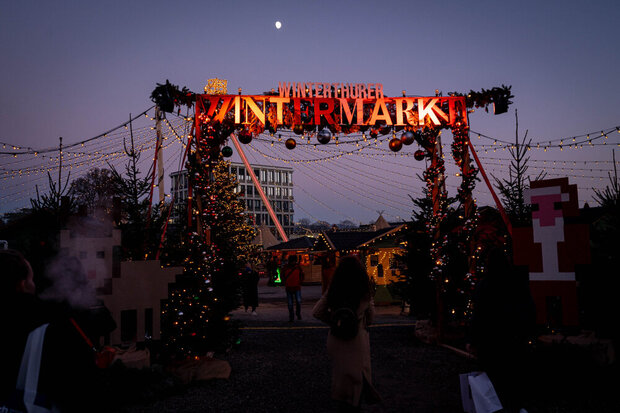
[96,251,105,259]
[268,170,274,182]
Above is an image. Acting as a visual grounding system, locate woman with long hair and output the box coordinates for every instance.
[312,255,381,412]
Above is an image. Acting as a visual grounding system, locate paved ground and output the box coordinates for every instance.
[107,278,620,413]
[230,278,410,325]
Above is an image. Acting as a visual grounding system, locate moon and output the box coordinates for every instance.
[275,21,282,29]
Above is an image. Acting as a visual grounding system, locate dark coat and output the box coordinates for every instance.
[0,294,115,412]
[242,268,260,308]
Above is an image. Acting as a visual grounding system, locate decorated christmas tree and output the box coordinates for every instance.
[162,144,258,358]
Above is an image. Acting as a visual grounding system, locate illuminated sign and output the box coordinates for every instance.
[196,82,468,131]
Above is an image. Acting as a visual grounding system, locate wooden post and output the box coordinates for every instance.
[58,136,63,206]
[156,107,165,204]
[430,132,445,343]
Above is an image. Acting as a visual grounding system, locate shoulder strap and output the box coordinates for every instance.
[70,317,97,352]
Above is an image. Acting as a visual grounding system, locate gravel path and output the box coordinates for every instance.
[113,324,476,413]
[103,282,620,412]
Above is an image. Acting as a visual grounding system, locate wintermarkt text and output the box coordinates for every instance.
[197,82,469,129]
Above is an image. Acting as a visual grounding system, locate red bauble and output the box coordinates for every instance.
[380,125,392,135]
[414,149,427,161]
[292,124,304,135]
[389,138,403,152]
[369,128,379,139]
[237,129,252,144]
[285,138,297,150]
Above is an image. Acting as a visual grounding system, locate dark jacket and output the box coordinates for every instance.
[1,294,115,412]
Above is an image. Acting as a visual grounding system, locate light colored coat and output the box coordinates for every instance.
[312,295,380,406]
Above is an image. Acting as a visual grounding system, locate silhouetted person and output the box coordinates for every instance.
[313,255,381,412]
[467,248,537,412]
[242,262,260,315]
[0,249,114,412]
[282,255,304,322]
[266,256,278,286]
[0,249,46,409]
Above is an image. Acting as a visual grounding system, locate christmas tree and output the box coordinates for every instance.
[162,145,258,358]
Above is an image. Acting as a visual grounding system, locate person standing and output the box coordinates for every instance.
[242,262,260,315]
[312,255,381,412]
[0,249,114,413]
[282,255,304,322]
[467,248,537,413]
[266,256,277,286]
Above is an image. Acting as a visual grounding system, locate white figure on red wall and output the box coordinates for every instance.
[513,178,590,326]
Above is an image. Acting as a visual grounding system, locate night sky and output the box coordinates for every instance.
[1,0,619,224]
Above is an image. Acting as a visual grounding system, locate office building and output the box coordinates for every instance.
[170,162,294,235]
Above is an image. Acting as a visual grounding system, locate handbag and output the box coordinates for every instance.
[459,371,503,413]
